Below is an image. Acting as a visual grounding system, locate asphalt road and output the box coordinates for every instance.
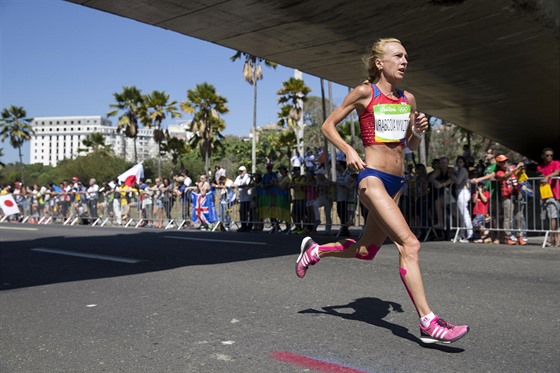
[1,224,559,373]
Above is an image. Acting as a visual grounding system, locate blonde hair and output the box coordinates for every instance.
[362,37,402,84]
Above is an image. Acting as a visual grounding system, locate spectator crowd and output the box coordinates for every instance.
[1,147,559,247]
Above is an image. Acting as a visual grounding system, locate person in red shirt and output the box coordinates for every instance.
[472,181,491,243]
[537,147,560,247]
[495,154,527,245]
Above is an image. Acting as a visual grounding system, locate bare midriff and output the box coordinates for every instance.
[364,144,405,177]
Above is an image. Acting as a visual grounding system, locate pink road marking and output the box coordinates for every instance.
[271,351,371,373]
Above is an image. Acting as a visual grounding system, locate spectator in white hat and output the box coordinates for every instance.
[234,165,253,232]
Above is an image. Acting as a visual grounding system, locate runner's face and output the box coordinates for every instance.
[380,42,408,81]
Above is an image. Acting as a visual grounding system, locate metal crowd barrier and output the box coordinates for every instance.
[399,176,559,247]
[2,177,558,247]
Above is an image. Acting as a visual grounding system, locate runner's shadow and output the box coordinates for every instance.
[299,297,464,353]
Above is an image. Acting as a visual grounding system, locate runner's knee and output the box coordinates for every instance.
[401,237,421,261]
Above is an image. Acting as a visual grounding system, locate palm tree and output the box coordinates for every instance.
[276,77,311,156]
[230,51,277,173]
[0,148,6,169]
[180,83,229,173]
[78,132,113,156]
[141,90,182,176]
[0,105,34,182]
[277,130,297,162]
[108,86,144,162]
[160,136,189,172]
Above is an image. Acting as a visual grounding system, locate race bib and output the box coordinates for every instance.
[373,104,411,142]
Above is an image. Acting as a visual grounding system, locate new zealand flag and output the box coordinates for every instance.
[191,190,218,224]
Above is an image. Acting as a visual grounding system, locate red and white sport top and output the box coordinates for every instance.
[358,84,411,146]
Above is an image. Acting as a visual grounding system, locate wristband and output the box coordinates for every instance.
[411,126,425,138]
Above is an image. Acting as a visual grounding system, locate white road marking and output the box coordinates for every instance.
[214,353,234,361]
[0,226,38,231]
[31,248,142,263]
[164,236,268,246]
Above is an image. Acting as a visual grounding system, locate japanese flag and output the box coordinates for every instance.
[109,162,145,188]
[0,194,21,216]
[117,162,144,187]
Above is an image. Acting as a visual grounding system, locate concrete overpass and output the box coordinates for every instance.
[67,0,559,160]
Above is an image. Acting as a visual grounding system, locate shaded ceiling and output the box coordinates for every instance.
[68,0,559,160]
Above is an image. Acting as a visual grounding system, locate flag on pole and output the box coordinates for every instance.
[191,190,218,224]
[116,162,144,187]
[0,194,21,216]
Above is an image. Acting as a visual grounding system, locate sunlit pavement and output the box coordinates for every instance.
[1,224,558,372]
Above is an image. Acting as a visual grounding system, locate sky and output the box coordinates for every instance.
[0,0,349,164]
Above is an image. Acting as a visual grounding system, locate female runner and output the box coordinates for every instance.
[295,38,469,344]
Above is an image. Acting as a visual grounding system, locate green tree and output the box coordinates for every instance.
[160,136,190,172]
[301,96,333,150]
[0,105,35,182]
[230,52,277,173]
[56,152,129,185]
[108,86,144,162]
[276,77,311,155]
[256,131,283,167]
[0,105,34,165]
[78,132,113,156]
[0,148,5,169]
[140,90,182,176]
[220,135,253,170]
[15,163,56,187]
[180,83,229,173]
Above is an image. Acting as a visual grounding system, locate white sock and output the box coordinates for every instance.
[420,312,435,327]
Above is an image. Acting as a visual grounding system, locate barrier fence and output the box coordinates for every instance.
[2,177,558,247]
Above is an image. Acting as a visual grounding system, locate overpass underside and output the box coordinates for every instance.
[68,0,559,159]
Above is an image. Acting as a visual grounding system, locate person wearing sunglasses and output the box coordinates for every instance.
[537,148,560,247]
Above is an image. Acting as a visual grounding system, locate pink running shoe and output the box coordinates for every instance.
[295,237,319,278]
[419,316,469,344]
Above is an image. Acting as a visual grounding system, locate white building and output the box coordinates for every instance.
[30,116,195,166]
[30,115,160,166]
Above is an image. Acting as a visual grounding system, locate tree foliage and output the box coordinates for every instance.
[276,78,311,142]
[230,52,278,85]
[107,86,144,162]
[141,90,182,145]
[0,105,34,165]
[78,132,113,156]
[181,83,229,172]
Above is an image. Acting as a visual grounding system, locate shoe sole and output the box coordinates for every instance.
[295,237,313,278]
[420,327,470,344]
[296,236,313,264]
